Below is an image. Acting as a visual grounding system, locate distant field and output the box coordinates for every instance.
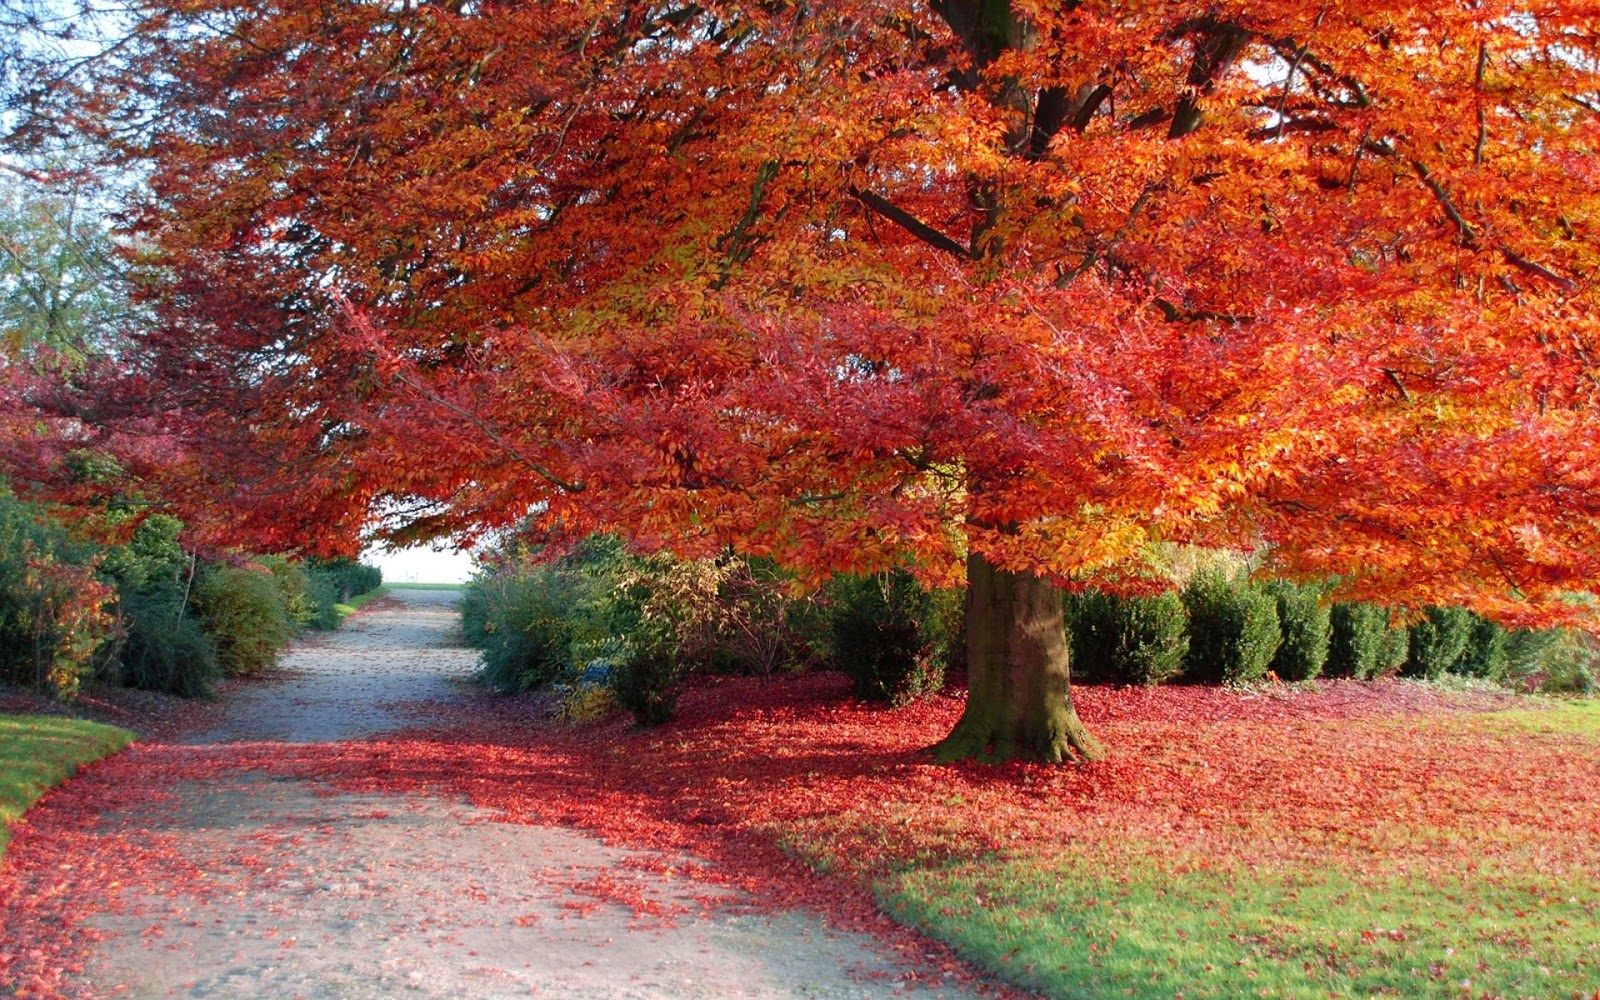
[1,714,135,856]
[384,582,464,591]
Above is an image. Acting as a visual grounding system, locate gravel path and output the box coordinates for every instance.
[71,589,993,1000]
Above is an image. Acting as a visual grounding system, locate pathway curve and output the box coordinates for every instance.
[53,590,994,999]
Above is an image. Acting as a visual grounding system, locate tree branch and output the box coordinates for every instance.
[849,187,972,260]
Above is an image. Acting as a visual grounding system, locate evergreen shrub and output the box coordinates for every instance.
[1453,614,1510,682]
[1265,580,1332,682]
[827,570,960,705]
[1180,571,1280,685]
[1326,603,1406,679]
[1404,605,1473,680]
[117,586,217,696]
[1067,587,1188,686]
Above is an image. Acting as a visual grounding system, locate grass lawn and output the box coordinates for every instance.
[864,699,1600,999]
[0,714,135,856]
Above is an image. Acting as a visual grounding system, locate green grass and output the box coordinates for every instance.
[1,714,135,856]
[1479,699,1600,738]
[384,582,464,591]
[332,586,389,621]
[882,856,1600,999]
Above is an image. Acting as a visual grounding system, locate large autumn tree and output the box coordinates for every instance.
[8,0,1600,761]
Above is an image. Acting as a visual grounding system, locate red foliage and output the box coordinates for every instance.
[3,676,1594,997]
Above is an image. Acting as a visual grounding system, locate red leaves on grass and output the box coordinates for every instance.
[2,674,1595,998]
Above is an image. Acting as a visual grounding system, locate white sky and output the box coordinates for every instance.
[364,543,477,584]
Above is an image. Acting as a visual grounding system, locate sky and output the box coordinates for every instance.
[364,543,478,584]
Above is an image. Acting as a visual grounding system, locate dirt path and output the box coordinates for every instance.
[40,590,995,999]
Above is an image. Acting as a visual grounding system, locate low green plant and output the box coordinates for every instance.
[1404,605,1473,680]
[826,570,960,705]
[1326,603,1406,679]
[1265,580,1331,681]
[1180,570,1280,685]
[192,563,295,677]
[1067,587,1188,686]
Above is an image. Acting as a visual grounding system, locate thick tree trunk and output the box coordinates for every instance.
[930,552,1105,764]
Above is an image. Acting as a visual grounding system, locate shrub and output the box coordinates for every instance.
[99,515,220,695]
[1500,628,1598,695]
[1326,603,1406,679]
[0,496,116,696]
[462,541,616,693]
[117,585,218,696]
[1404,605,1474,680]
[826,570,960,705]
[1453,614,1510,683]
[1265,580,1332,682]
[303,569,342,629]
[609,552,825,678]
[1066,587,1188,686]
[1379,622,1410,676]
[611,639,687,726]
[312,557,382,602]
[192,563,295,677]
[259,556,324,630]
[1180,571,1280,685]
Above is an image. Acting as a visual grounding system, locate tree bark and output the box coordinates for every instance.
[931,552,1105,763]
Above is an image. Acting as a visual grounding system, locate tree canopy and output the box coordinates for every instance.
[4,0,1600,756]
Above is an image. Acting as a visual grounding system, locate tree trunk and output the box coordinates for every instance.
[930,552,1105,763]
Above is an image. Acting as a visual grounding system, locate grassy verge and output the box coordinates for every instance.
[1,714,135,856]
[332,586,389,621]
[882,856,1599,999]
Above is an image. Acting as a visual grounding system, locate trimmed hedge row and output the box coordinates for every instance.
[463,536,1594,726]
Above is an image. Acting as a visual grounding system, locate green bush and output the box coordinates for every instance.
[99,514,222,695]
[461,541,617,693]
[1404,605,1473,680]
[611,639,687,726]
[1265,580,1332,682]
[303,569,342,629]
[1180,571,1280,685]
[312,557,382,602]
[117,585,218,696]
[1453,614,1510,682]
[1326,603,1407,679]
[826,570,960,705]
[259,556,325,630]
[1067,587,1188,686]
[193,563,295,677]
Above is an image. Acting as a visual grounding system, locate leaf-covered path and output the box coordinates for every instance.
[0,590,999,999]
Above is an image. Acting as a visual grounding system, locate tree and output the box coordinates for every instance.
[10,1,1600,760]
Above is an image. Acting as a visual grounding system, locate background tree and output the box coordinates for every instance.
[8,0,1600,760]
